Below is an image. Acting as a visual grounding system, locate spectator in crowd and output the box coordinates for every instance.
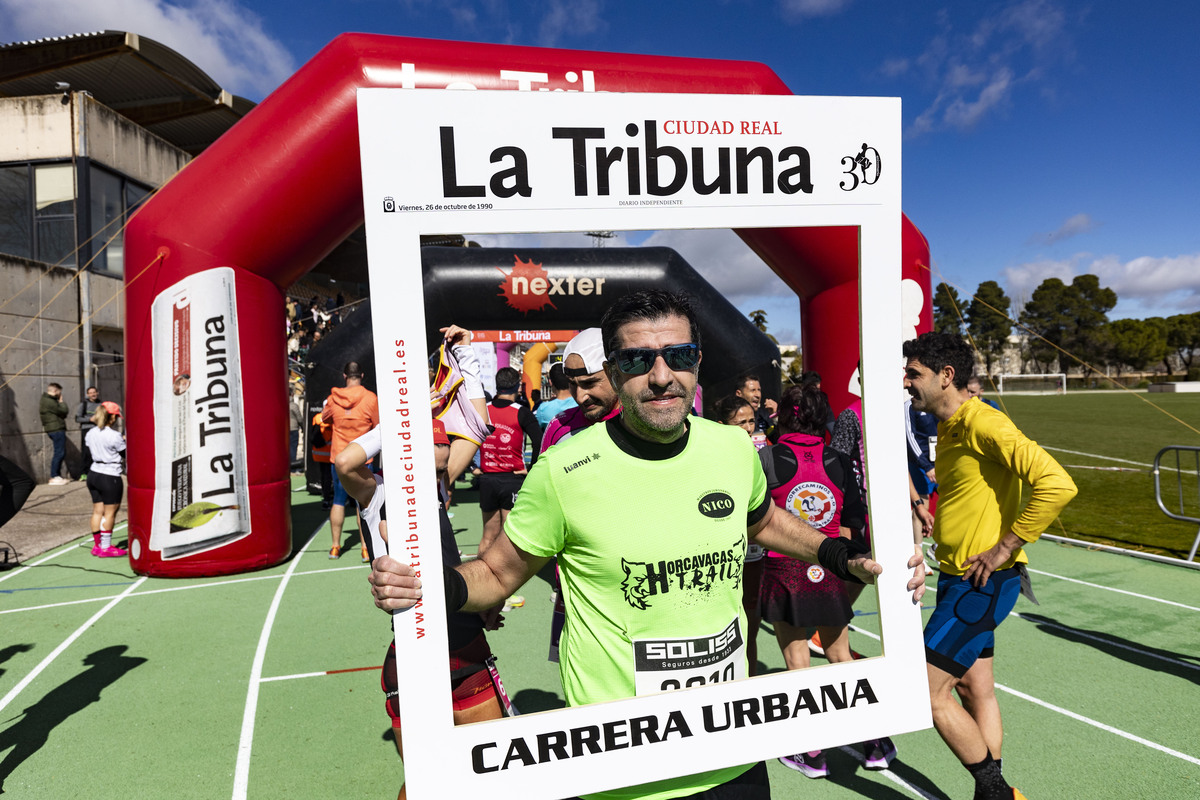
[759,384,889,777]
[311,409,334,508]
[735,373,777,439]
[76,385,101,480]
[534,362,576,429]
[713,394,756,435]
[478,367,541,610]
[85,402,127,557]
[905,393,939,539]
[967,375,1002,410]
[322,361,380,561]
[289,385,305,473]
[540,328,620,452]
[799,371,836,435]
[39,383,69,485]
[904,332,1076,800]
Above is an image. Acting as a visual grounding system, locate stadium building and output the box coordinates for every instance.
[0,31,372,481]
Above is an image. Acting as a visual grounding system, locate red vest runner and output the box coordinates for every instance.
[768,432,844,556]
[481,402,525,473]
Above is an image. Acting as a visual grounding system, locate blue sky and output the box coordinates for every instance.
[3,0,1196,344]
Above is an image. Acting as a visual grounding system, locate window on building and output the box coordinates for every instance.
[88,166,151,277]
[90,166,124,274]
[35,163,76,267]
[0,165,33,259]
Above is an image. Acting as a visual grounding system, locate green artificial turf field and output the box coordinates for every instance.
[984,391,1200,559]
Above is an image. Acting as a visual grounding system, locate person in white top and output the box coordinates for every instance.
[85,402,127,557]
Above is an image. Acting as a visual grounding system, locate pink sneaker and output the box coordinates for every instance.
[91,545,102,556]
[95,545,128,558]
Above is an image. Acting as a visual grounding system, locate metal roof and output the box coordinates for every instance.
[0,30,254,155]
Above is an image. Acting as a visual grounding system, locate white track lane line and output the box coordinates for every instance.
[1,563,365,616]
[231,523,322,800]
[849,622,1200,767]
[0,575,147,716]
[919,543,1197,611]
[1010,612,1200,673]
[996,684,1200,766]
[1024,568,1200,611]
[0,521,130,585]
[1042,446,1153,468]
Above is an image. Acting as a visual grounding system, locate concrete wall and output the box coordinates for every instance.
[0,95,74,161]
[0,254,88,480]
[0,94,190,186]
[79,94,191,186]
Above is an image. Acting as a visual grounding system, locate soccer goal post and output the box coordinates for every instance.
[997,373,1067,395]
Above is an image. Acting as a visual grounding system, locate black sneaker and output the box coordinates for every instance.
[779,750,827,778]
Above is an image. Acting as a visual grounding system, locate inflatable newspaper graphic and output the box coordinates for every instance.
[150,267,251,559]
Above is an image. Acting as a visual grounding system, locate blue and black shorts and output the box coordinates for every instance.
[924,566,1022,678]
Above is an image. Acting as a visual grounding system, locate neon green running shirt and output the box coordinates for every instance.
[504,417,768,800]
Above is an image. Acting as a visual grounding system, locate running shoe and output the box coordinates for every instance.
[48,476,68,486]
[779,750,827,779]
[90,545,102,556]
[94,545,128,558]
[1011,790,1028,800]
[862,738,893,770]
[328,545,340,559]
[808,631,825,656]
[502,594,525,611]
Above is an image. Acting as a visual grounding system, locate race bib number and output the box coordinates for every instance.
[632,618,745,696]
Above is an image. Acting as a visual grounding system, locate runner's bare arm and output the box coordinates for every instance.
[748,500,840,565]
[459,530,549,612]
[368,529,549,614]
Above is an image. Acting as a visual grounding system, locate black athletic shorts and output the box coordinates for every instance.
[479,472,524,512]
[86,472,124,506]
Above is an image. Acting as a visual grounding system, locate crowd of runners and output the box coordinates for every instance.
[345,288,1076,800]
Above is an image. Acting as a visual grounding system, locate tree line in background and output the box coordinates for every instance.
[933,276,1200,380]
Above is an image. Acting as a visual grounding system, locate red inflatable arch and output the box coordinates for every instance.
[124,34,931,577]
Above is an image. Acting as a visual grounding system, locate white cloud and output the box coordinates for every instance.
[538,0,605,47]
[940,67,1013,129]
[1027,213,1097,246]
[779,0,852,19]
[879,57,909,78]
[0,0,296,99]
[902,1,1069,136]
[1002,252,1200,317]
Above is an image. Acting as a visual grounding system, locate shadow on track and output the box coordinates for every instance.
[0,645,146,794]
[1020,612,1200,686]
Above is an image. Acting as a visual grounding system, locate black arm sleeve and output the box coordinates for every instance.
[828,449,866,533]
[518,406,543,465]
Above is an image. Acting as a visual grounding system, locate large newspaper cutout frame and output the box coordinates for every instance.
[359,89,928,799]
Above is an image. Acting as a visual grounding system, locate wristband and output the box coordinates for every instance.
[444,564,468,613]
[911,497,924,509]
[817,536,870,584]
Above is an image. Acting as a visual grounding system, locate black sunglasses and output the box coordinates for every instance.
[608,344,700,375]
